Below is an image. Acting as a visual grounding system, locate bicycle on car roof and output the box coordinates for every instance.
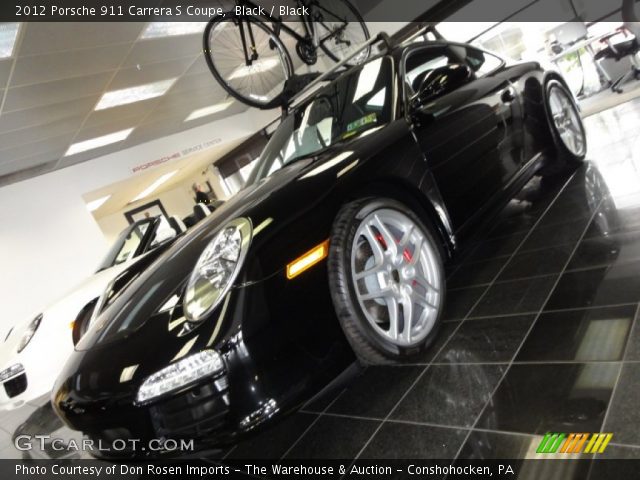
[203,0,370,109]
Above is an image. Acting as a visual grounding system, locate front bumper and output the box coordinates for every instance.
[0,354,62,411]
[52,262,353,456]
[0,370,28,410]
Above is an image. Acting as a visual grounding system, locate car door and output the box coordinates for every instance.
[405,43,525,232]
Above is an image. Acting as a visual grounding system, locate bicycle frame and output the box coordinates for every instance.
[236,0,312,42]
[233,0,349,65]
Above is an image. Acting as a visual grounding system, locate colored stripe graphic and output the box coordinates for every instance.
[537,433,613,454]
[537,433,566,453]
[572,433,589,453]
[584,433,613,454]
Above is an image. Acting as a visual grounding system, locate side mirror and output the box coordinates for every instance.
[152,227,177,245]
[412,63,473,107]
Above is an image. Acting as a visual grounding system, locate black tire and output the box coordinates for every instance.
[328,198,446,365]
[314,0,370,65]
[544,79,587,165]
[203,13,294,110]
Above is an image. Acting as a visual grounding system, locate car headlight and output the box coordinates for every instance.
[17,314,42,353]
[136,350,224,404]
[184,218,252,322]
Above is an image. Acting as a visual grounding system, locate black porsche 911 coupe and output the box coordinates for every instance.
[52,36,586,456]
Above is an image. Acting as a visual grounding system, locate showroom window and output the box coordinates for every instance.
[217,154,260,196]
[214,130,271,196]
[465,47,504,77]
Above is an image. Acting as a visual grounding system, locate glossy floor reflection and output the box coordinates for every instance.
[3,99,640,474]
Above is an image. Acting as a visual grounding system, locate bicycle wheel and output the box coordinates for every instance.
[203,13,294,110]
[312,0,370,65]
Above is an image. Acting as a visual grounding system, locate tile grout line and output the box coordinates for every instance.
[50,37,142,170]
[221,384,349,463]
[443,186,580,277]
[519,302,639,314]
[290,409,640,452]
[338,310,472,475]
[221,444,237,461]
[450,257,640,292]
[338,169,581,474]
[292,410,539,443]
[450,234,588,278]
[296,358,640,372]
[337,364,428,475]
[5,52,203,92]
[453,169,580,325]
[608,441,640,451]
[449,272,556,292]
[443,301,639,323]
[595,301,640,457]
[452,188,607,463]
[0,23,28,118]
[278,388,347,460]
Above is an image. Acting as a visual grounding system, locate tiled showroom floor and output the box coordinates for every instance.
[2,98,640,470]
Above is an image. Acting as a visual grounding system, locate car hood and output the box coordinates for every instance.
[74,140,372,352]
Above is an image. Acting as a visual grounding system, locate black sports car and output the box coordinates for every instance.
[52,37,586,456]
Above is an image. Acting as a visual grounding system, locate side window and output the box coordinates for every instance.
[465,47,503,77]
[405,47,454,96]
[404,45,474,101]
[113,222,149,265]
[405,45,475,97]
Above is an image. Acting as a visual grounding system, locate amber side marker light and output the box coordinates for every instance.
[286,240,330,279]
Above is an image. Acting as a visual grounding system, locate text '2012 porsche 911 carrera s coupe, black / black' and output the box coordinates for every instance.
[52,34,586,457]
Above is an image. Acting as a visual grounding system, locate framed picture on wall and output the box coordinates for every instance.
[124,200,169,225]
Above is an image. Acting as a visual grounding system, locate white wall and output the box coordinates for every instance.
[0,172,109,335]
[0,111,256,337]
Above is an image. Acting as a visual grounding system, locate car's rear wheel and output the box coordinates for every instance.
[328,198,445,364]
[545,79,587,163]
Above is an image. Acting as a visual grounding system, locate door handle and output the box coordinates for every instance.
[501,87,516,103]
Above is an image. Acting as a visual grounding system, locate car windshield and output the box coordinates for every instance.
[247,56,394,184]
[96,220,153,272]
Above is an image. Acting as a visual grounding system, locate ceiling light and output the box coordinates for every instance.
[86,195,111,212]
[65,128,133,156]
[141,22,206,39]
[228,57,281,80]
[185,101,233,122]
[95,79,177,110]
[131,170,179,203]
[0,23,20,58]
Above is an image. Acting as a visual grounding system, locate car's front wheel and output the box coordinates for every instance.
[328,198,445,364]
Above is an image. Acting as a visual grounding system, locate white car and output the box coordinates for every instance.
[0,216,185,411]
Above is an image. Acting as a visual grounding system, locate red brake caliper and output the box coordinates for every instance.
[376,234,416,285]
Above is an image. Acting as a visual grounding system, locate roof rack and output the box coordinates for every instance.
[281,26,437,112]
[396,25,434,47]
[284,32,393,111]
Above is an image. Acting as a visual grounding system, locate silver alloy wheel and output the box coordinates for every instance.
[350,209,442,347]
[548,85,586,157]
